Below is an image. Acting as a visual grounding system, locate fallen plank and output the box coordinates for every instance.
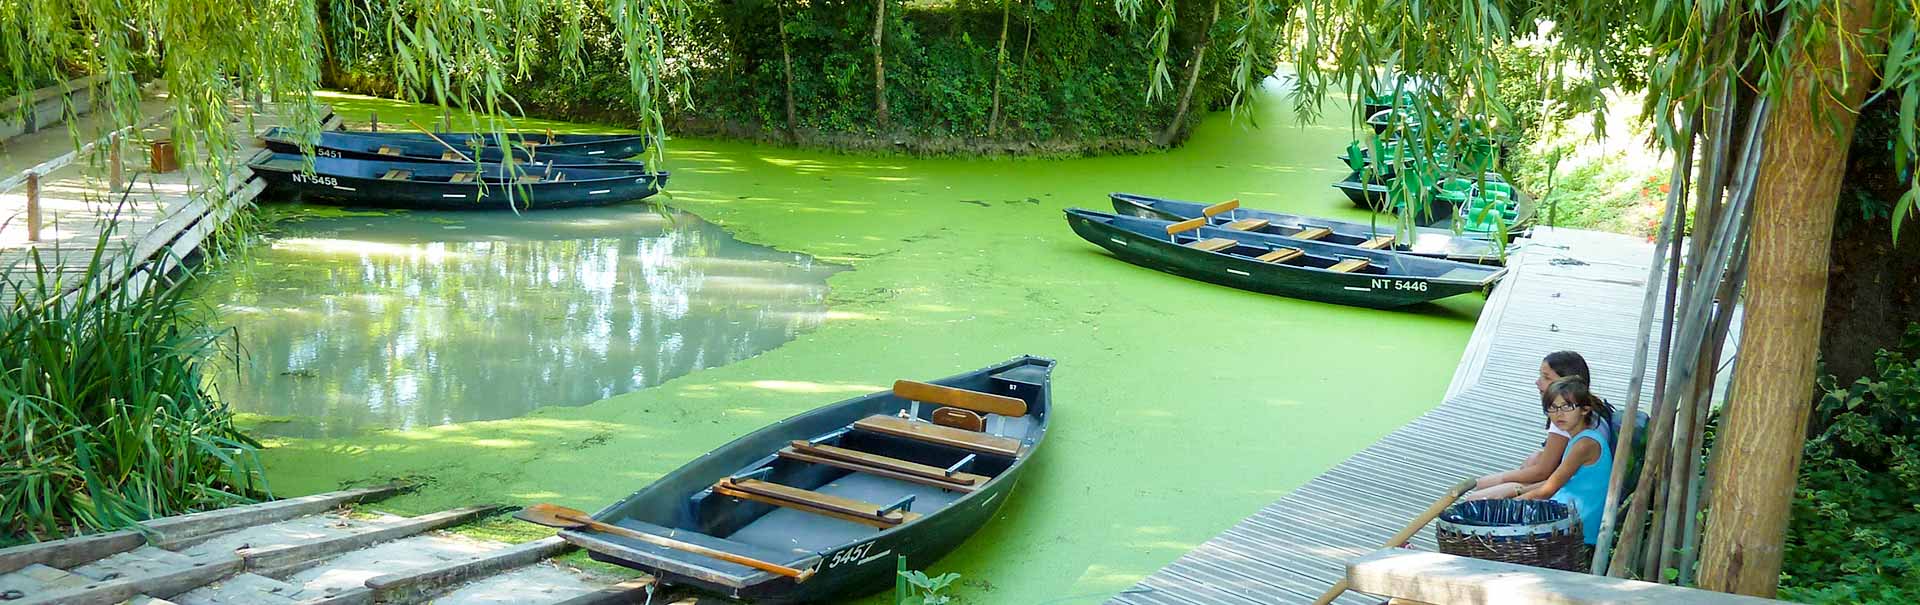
[362,536,574,604]
[240,505,500,577]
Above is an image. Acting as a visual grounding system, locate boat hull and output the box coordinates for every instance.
[1067,210,1496,309]
[1109,193,1504,265]
[248,154,667,210]
[260,129,647,169]
[564,356,1054,604]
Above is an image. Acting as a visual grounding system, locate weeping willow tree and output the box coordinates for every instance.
[1118,0,1920,596]
[0,0,689,538]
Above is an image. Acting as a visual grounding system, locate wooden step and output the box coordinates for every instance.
[852,415,1022,458]
[361,536,573,604]
[238,506,500,578]
[712,479,921,529]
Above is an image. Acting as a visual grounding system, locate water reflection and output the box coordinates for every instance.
[199,206,842,438]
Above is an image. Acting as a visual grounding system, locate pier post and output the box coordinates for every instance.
[370,112,378,132]
[25,171,41,242]
[109,133,122,192]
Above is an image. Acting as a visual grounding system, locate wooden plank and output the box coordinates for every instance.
[1165,217,1207,235]
[19,554,242,604]
[0,532,145,576]
[1327,259,1369,273]
[712,479,920,528]
[362,536,573,604]
[1187,238,1238,252]
[779,448,980,494]
[1254,248,1303,264]
[783,442,986,488]
[1346,550,1788,605]
[1200,199,1240,217]
[1222,218,1269,231]
[149,483,408,549]
[853,415,1021,457]
[1293,227,1333,241]
[892,380,1027,417]
[238,505,499,576]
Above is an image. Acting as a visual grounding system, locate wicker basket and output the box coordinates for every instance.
[1435,499,1587,572]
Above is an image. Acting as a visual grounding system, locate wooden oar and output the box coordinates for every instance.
[1310,477,1477,605]
[516,503,816,582]
[407,119,474,163]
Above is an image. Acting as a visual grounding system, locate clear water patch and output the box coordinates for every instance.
[199,205,843,437]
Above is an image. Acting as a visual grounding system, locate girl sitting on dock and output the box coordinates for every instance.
[1464,351,1592,500]
[1518,376,1617,547]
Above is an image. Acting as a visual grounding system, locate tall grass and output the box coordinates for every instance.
[0,235,264,545]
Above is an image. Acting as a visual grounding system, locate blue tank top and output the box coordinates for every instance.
[1551,426,1614,545]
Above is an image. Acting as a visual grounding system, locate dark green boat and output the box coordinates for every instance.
[557,356,1053,604]
[1110,193,1504,265]
[1066,208,1504,308]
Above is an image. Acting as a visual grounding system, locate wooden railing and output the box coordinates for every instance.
[1,111,170,241]
[1345,549,1790,605]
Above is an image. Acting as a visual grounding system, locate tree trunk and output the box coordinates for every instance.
[871,0,889,129]
[777,0,798,144]
[987,0,1012,136]
[1695,0,1877,595]
[1155,0,1219,148]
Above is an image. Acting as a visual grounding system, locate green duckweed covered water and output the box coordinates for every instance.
[255,79,1483,603]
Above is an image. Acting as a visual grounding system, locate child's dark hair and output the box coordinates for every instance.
[1542,376,1616,429]
[1544,350,1591,382]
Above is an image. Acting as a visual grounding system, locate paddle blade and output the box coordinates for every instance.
[515,503,591,529]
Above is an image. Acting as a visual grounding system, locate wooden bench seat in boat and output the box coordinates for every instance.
[893,380,1027,417]
[712,478,922,528]
[376,146,401,156]
[380,169,413,181]
[1359,235,1395,249]
[1293,227,1333,241]
[1255,247,1305,263]
[451,171,479,183]
[1187,238,1238,252]
[1201,199,1240,217]
[853,415,1022,458]
[1222,218,1271,231]
[780,441,986,492]
[517,174,543,183]
[1329,258,1371,273]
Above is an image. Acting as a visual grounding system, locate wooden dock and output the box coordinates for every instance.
[1107,227,1660,604]
[0,486,705,605]
[0,92,337,305]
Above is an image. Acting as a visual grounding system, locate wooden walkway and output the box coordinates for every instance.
[1108,227,1660,605]
[0,93,336,305]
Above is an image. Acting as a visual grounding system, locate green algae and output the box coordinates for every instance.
[259,82,1481,602]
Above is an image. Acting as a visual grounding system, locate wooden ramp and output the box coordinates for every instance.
[1108,228,1661,604]
[0,485,731,605]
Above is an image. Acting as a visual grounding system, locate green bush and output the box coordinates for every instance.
[0,249,264,545]
[1779,323,1920,603]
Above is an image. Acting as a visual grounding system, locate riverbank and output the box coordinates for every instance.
[253,82,1483,602]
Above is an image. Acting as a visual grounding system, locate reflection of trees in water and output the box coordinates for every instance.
[205,215,837,438]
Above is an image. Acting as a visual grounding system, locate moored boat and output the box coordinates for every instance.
[1066,208,1504,308]
[368,130,650,158]
[1111,193,1504,265]
[259,127,648,169]
[247,151,667,210]
[1333,169,1393,210]
[535,356,1054,603]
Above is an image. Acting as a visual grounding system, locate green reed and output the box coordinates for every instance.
[0,237,264,545]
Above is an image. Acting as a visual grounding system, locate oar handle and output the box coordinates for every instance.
[407,119,474,164]
[1310,477,1476,605]
[560,512,816,582]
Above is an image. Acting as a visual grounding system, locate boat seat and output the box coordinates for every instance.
[442,151,464,161]
[1201,199,1240,217]
[1358,235,1395,250]
[517,174,543,183]
[1329,259,1371,273]
[931,407,985,431]
[1293,227,1333,241]
[1222,218,1270,231]
[380,169,413,181]
[1255,248,1304,264]
[780,441,986,492]
[376,146,401,156]
[451,172,479,183]
[853,415,1022,458]
[1165,217,1207,237]
[712,478,921,529]
[894,380,1027,417]
[1187,238,1238,252]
